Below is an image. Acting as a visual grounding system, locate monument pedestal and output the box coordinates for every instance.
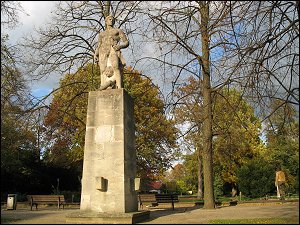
[66,211,150,224]
[67,89,149,223]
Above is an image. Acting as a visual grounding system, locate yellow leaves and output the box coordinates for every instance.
[221,170,236,183]
[176,81,263,183]
[44,64,177,174]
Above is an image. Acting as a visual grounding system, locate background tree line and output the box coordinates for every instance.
[1,1,298,207]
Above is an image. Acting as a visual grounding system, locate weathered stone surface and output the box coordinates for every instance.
[66,210,150,224]
[94,16,129,90]
[80,89,138,213]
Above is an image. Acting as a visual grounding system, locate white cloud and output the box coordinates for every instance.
[6,1,55,44]
[3,2,58,99]
[20,1,55,25]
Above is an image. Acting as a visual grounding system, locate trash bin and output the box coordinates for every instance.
[7,194,17,210]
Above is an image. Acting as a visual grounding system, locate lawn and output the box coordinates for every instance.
[209,218,298,224]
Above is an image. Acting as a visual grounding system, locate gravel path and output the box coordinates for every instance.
[139,202,299,224]
[1,201,298,224]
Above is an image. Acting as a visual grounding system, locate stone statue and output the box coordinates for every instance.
[94,15,129,90]
[275,168,286,200]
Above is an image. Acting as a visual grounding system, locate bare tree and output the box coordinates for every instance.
[1,1,26,28]
[21,1,141,81]
[15,1,298,209]
[140,0,229,209]
[139,1,298,209]
[1,1,45,160]
[213,1,299,118]
[1,0,29,113]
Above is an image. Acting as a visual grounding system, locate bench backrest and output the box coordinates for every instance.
[155,194,179,203]
[138,194,157,203]
[27,195,65,202]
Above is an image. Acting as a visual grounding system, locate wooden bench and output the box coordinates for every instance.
[155,194,179,210]
[27,195,66,210]
[229,200,238,206]
[138,194,179,210]
[138,194,158,209]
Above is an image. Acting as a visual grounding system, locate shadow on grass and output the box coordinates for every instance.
[139,204,203,223]
[0,208,76,224]
[1,217,21,224]
[209,217,299,224]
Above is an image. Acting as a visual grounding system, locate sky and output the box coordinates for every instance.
[5,1,293,167]
[5,2,294,139]
[7,1,55,43]
[5,1,57,99]
[4,1,166,101]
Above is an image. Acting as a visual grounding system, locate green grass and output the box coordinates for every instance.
[209,218,298,224]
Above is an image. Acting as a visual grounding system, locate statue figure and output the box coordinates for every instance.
[94,15,129,90]
[275,167,286,200]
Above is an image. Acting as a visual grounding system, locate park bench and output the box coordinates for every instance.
[27,195,66,210]
[155,194,179,210]
[229,200,238,206]
[138,194,158,209]
[138,193,179,210]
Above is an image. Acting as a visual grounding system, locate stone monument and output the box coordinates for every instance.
[275,167,286,201]
[94,15,129,91]
[66,16,149,224]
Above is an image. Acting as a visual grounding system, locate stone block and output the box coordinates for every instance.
[80,89,138,213]
[66,210,150,224]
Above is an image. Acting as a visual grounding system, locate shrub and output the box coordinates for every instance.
[236,159,275,198]
[214,174,224,198]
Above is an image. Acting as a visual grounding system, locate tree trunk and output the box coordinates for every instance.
[104,1,111,17]
[197,151,203,199]
[199,2,215,209]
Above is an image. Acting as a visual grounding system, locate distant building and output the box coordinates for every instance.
[149,189,161,194]
[148,180,163,193]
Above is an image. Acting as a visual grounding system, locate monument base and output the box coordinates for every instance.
[66,210,150,224]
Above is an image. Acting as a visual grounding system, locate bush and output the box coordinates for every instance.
[58,190,81,203]
[1,192,28,202]
[237,159,276,198]
[214,174,224,198]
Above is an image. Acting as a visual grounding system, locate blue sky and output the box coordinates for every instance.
[4,1,162,101]
[5,1,57,100]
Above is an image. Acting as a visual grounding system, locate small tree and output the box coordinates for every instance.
[237,159,276,198]
[213,174,224,199]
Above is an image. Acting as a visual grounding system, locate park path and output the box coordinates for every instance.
[138,202,299,224]
[1,201,299,224]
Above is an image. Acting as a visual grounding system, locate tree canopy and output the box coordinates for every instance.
[43,64,178,179]
[1,1,298,204]
[174,76,264,196]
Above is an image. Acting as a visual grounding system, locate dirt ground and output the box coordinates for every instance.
[1,201,299,224]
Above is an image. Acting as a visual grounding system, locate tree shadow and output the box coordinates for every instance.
[0,208,75,224]
[138,204,203,223]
